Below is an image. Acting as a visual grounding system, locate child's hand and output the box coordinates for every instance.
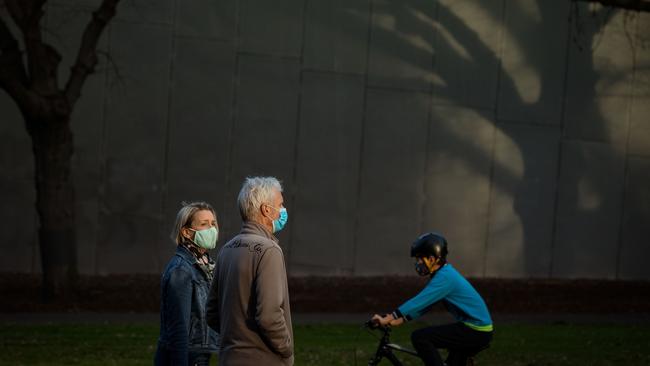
[371,313,405,327]
[371,313,393,326]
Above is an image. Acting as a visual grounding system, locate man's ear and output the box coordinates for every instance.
[260,203,271,218]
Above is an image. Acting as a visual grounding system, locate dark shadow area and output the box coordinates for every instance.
[1,273,649,314]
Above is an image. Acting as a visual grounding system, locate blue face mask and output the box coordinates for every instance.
[272,207,288,233]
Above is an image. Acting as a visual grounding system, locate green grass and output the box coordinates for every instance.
[1,321,649,365]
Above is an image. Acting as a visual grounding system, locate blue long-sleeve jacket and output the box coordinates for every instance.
[396,264,493,332]
[155,246,219,365]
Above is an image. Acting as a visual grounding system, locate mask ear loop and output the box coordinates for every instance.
[182,226,194,242]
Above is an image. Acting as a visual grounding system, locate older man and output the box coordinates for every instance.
[206,176,293,366]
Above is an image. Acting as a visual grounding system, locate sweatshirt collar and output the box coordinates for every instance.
[241,220,279,243]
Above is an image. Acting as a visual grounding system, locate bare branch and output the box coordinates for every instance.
[17,0,64,95]
[574,0,650,12]
[0,14,31,109]
[65,0,120,107]
[4,0,26,29]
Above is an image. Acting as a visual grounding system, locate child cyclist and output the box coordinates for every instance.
[371,232,493,366]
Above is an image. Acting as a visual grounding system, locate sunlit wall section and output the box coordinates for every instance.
[553,4,635,278]
[618,12,650,280]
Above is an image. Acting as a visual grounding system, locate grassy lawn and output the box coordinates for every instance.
[1,321,649,365]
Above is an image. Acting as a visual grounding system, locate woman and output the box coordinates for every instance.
[155,201,220,366]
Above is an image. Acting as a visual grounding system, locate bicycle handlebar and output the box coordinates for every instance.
[364,319,392,332]
[364,320,377,329]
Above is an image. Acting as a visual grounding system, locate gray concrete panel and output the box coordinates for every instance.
[497,0,569,125]
[224,55,300,239]
[74,200,100,274]
[0,199,37,272]
[303,0,370,74]
[165,38,235,255]
[433,0,503,109]
[367,0,436,91]
[289,72,364,274]
[239,0,304,57]
[485,124,561,277]
[552,141,624,278]
[564,5,635,144]
[619,157,650,279]
[96,213,163,273]
[0,95,37,273]
[115,0,174,25]
[355,89,429,275]
[102,23,170,217]
[629,12,650,157]
[0,96,34,200]
[423,105,495,277]
[175,0,237,40]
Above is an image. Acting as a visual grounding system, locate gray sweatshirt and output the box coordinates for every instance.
[206,221,293,366]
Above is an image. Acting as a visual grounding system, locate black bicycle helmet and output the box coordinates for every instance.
[410,232,448,263]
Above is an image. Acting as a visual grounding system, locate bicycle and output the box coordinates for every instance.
[364,321,420,365]
[363,321,488,366]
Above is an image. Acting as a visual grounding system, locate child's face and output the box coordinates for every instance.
[414,256,440,276]
[414,256,432,276]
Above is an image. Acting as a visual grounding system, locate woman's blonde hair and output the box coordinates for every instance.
[170,201,216,244]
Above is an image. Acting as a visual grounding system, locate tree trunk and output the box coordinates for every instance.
[2,0,120,302]
[28,117,78,301]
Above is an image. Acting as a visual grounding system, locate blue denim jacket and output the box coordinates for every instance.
[155,245,219,366]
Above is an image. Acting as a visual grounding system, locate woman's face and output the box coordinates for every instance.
[183,209,217,240]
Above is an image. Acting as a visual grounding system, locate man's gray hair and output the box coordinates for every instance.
[170,201,216,244]
[237,176,283,221]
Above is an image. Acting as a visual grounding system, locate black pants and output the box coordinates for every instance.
[411,322,492,366]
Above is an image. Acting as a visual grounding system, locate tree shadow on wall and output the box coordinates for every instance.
[337,0,642,278]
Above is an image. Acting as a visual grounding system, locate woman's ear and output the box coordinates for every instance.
[181,226,192,240]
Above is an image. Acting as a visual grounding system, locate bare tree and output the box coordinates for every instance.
[0,0,120,300]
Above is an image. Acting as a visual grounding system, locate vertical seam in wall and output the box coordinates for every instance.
[493,0,506,116]
[224,0,242,239]
[481,0,507,278]
[548,4,574,279]
[351,0,374,276]
[419,97,433,234]
[286,0,309,273]
[419,0,439,235]
[159,0,179,272]
[615,12,639,280]
[94,22,113,276]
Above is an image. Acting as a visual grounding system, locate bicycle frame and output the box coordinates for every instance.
[366,324,420,366]
[364,321,488,366]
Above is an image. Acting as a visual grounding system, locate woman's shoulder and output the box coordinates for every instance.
[162,252,195,276]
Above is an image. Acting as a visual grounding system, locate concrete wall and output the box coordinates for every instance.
[1,0,649,279]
